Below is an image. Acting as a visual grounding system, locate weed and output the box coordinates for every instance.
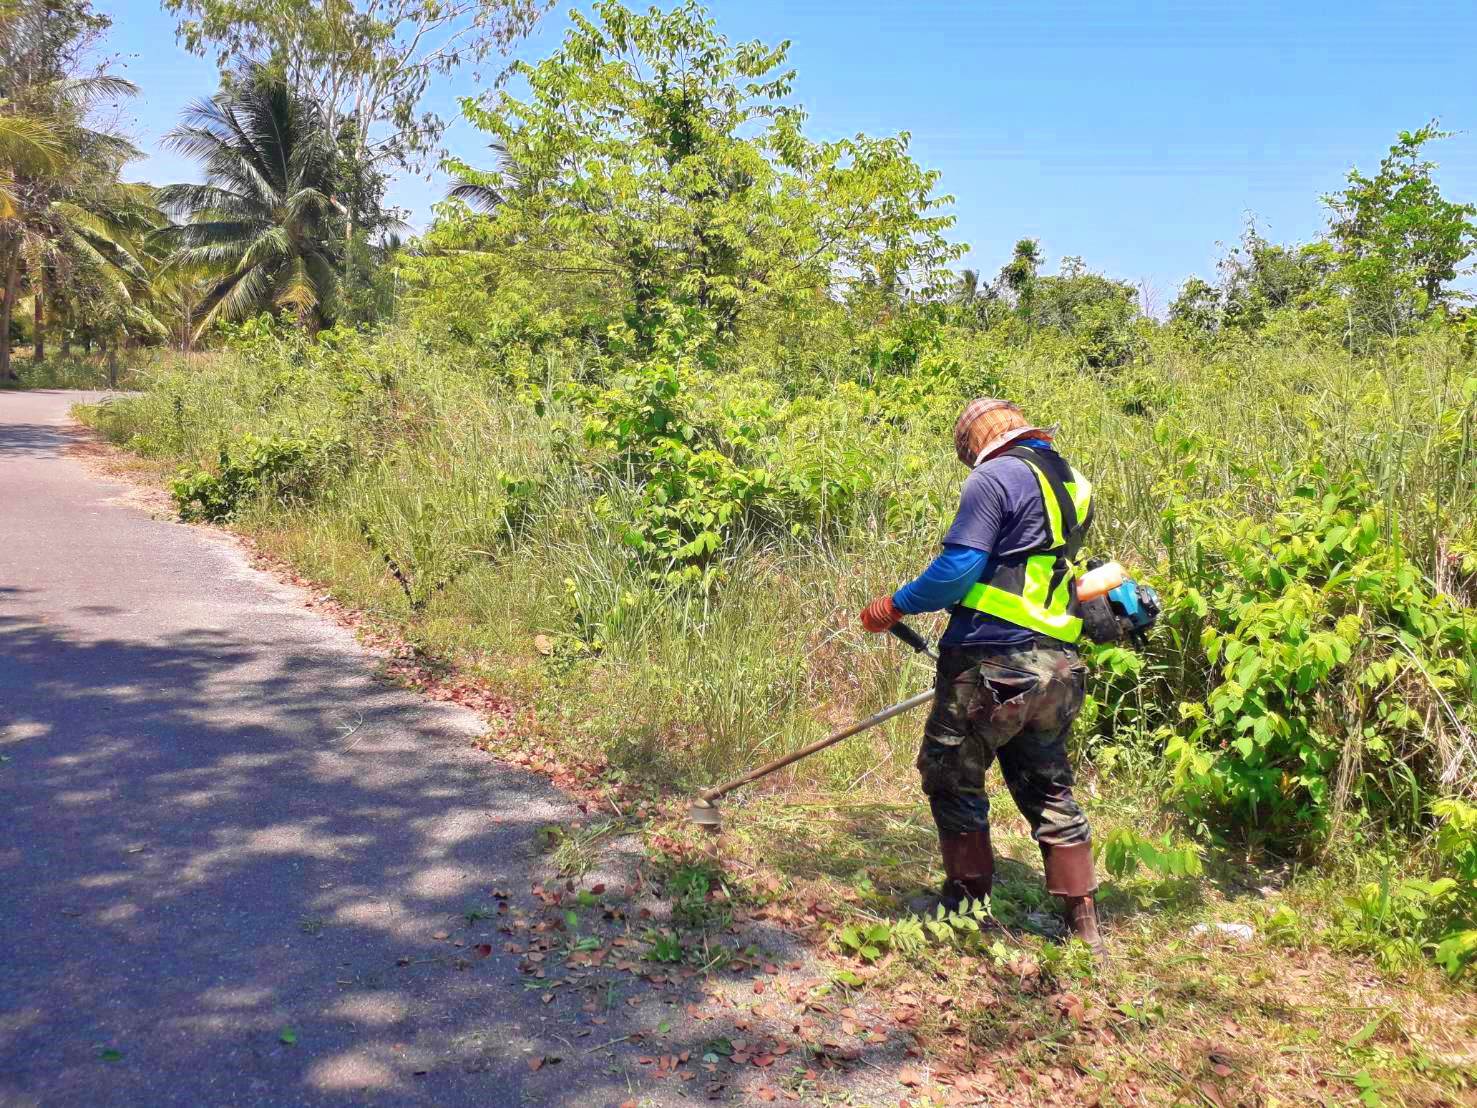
[172,432,343,523]
[1097,826,1203,881]
[643,930,684,964]
[663,861,730,930]
[90,279,1477,1002]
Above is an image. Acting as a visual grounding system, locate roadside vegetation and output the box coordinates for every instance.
[9,0,1475,1101]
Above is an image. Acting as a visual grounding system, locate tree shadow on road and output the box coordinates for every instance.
[0,610,909,1106]
[0,608,626,1104]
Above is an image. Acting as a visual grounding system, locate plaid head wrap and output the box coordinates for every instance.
[953,398,1054,467]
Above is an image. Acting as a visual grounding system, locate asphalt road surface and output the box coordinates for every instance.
[0,391,636,1106]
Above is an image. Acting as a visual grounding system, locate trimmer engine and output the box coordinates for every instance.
[1079,569,1161,646]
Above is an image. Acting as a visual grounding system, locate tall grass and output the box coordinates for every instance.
[85,325,1476,820]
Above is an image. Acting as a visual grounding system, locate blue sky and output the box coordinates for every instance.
[100,0,1477,305]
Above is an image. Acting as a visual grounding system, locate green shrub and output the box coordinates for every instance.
[1431,798,1477,976]
[1097,826,1203,880]
[1157,472,1476,842]
[568,340,895,589]
[171,432,344,523]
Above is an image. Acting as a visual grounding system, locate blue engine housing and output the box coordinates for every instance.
[1107,579,1160,633]
[1079,577,1161,644]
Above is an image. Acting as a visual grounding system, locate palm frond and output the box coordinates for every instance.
[236,225,293,273]
[155,219,271,252]
[0,111,65,173]
[51,75,140,112]
[273,255,319,317]
[448,180,506,213]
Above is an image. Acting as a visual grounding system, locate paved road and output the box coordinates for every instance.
[0,391,625,1106]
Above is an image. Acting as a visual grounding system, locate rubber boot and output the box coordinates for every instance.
[942,828,995,904]
[909,828,994,914]
[940,829,996,910]
[1042,841,1106,957]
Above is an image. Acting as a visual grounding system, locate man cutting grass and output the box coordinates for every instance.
[860,398,1105,954]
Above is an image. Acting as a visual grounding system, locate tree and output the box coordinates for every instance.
[163,0,546,252]
[1024,256,1142,367]
[1217,225,1332,334]
[1324,122,1477,331]
[1000,238,1042,331]
[155,68,342,338]
[1033,256,1136,331]
[449,1,961,349]
[1168,276,1221,333]
[1,0,143,379]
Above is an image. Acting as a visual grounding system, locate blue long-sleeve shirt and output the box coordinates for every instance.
[892,544,988,613]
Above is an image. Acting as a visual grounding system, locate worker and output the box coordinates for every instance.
[860,397,1104,954]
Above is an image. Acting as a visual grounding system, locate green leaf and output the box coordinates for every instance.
[1345,1011,1390,1048]
[1434,930,1477,976]
[279,1027,297,1045]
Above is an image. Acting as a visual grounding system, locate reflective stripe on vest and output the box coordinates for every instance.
[957,452,1093,642]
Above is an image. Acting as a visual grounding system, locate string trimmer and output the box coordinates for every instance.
[686,624,937,831]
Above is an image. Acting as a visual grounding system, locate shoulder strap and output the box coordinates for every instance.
[1003,445,1079,541]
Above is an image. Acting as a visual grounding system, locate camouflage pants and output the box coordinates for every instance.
[916,642,1091,846]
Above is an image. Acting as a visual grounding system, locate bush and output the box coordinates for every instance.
[1157,473,1477,843]
[172,432,344,523]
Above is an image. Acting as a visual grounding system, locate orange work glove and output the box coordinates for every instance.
[860,595,903,633]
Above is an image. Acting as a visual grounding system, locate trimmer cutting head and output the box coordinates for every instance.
[686,797,722,831]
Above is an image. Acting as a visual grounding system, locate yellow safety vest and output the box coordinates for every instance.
[956,446,1093,643]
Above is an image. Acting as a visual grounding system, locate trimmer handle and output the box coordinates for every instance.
[888,621,931,656]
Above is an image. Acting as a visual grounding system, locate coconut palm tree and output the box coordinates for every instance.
[54,177,169,378]
[155,68,341,338]
[1,73,142,379]
[1002,238,1042,332]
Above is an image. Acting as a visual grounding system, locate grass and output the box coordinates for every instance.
[73,321,1477,1104]
[670,785,1476,1105]
[1,347,195,390]
[85,327,1475,802]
